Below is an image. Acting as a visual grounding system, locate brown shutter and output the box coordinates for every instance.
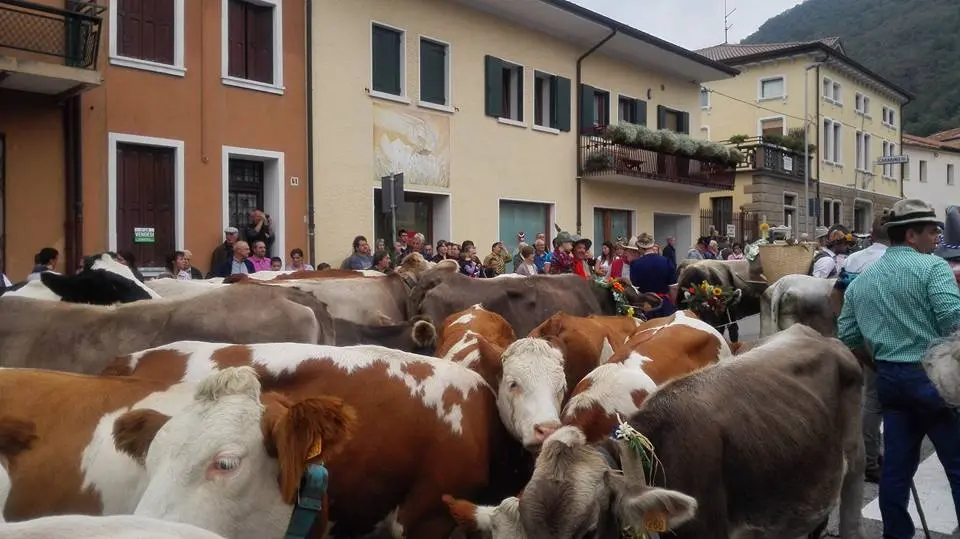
[117,0,143,59]
[250,4,274,83]
[227,0,247,78]
[154,0,176,65]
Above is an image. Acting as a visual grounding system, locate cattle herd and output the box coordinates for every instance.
[2,251,960,538]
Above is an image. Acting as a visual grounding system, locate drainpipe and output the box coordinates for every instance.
[899,102,905,198]
[305,0,317,266]
[63,94,83,274]
[814,64,821,226]
[575,27,617,235]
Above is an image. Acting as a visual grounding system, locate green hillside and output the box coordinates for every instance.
[743,0,960,136]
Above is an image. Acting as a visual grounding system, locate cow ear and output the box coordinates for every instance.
[113,409,171,464]
[39,272,75,299]
[265,395,357,504]
[473,335,505,388]
[411,318,437,348]
[729,288,743,306]
[544,336,567,358]
[610,485,698,533]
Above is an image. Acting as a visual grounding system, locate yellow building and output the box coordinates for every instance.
[697,38,912,236]
[309,0,738,264]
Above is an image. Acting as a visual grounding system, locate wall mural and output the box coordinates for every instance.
[373,102,450,188]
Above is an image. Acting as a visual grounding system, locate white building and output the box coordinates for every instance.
[902,133,960,219]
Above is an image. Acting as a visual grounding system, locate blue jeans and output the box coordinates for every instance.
[875,361,960,539]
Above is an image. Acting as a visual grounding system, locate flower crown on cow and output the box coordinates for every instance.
[592,277,657,319]
[682,280,736,315]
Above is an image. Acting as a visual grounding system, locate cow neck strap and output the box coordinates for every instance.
[284,463,329,539]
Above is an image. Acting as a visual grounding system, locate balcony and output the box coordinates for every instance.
[579,132,736,193]
[725,136,809,183]
[0,0,104,96]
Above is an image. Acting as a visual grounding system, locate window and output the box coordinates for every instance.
[855,93,870,115]
[833,81,842,104]
[371,23,405,97]
[882,106,897,127]
[592,89,610,128]
[759,76,785,100]
[920,160,928,182]
[822,199,843,227]
[484,56,537,126]
[853,200,872,233]
[823,77,841,104]
[700,126,711,140]
[419,37,449,107]
[112,0,184,75]
[617,96,646,125]
[949,164,956,186]
[833,201,842,225]
[881,141,896,178]
[783,193,797,229]
[501,201,552,269]
[224,0,282,91]
[579,84,619,132]
[855,131,871,172]
[760,117,785,138]
[823,119,842,164]
[711,197,733,236]
[593,208,633,251]
[657,105,690,134]
[533,71,571,131]
[700,87,710,109]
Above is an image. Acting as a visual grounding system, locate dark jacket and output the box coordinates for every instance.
[213,258,256,278]
[209,242,234,277]
[630,253,678,318]
[245,222,275,255]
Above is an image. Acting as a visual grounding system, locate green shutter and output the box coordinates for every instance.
[420,40,446,105]
[372,26,402,95]
[516,67,524,121]
[554,76,571,131]
[679,112,690,134]
[635,99,647,126]
[580,84,595,133]
[484,55,503,117]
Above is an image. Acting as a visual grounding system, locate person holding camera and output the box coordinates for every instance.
[245,209,275,256]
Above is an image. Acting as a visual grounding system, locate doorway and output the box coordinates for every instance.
[593,208,632,251]
[116,142,176,268]
[653,213,692,261]
[228,159,265,234]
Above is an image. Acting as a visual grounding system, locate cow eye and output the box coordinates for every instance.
[507,380,520,391]
[212,456,241,472]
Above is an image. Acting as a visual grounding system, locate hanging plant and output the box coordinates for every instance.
[635,127,663,152]
[606,123,640,146]
[726,148,743,167]
[658,130,680,154]
[584,152,615,172]
[695,141,724,161]
[728,134,749,145]
[677,136,699,157]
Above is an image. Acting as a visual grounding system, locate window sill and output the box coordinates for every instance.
[110,56,185,77]
[497,117,527,129]
[856,112,872,119]
[418,100,454,113]
[369,90,410,104]
[532,125,560,135]
[222,76,284,95]
[823,97,843,106]
[882,122,896,129]
[757,96,786,103]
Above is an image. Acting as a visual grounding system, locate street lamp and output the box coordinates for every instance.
[803,61,824,237]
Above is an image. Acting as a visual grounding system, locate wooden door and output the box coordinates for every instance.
[116,143,175,268]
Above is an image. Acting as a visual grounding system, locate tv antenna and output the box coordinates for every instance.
[723,0,736,43]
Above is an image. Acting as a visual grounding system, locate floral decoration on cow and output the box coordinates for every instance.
[594,277,651,319]
[683,280,736,315]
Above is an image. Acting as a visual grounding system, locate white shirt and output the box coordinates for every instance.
[842,243,888,274]
[1,273,11,287]
[812,248,838,278]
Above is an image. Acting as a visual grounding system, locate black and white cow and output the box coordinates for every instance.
[1,253,159,304]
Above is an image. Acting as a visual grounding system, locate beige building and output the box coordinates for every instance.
[697,38,912,236]
[309,0,738,264]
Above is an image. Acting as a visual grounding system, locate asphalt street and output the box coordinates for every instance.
[735,315,957,538]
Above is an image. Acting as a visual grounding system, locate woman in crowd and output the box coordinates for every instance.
[459,241,483,278]
[727,243,745,260]
[594,241,614,276]
[286,248,314,271]
[515,245,538,276]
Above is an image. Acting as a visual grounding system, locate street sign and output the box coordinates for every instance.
[133,227,155,244]
[725,224,736,237]
[877,155,909,165]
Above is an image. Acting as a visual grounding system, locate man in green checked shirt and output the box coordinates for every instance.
[838,198,960,539]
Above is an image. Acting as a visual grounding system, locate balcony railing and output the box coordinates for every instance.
[579,135,736,191]
[0,0,104,69]
[725,137,809,182]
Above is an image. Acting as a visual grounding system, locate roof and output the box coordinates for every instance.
[454,0,739,82]
[695,38,913,103]
[929,128,960,144]
[903,133,960,153]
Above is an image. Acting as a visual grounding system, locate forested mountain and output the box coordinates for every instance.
[743,0,960,136]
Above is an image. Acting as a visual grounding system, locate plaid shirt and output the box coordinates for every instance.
[548,248,575,274]
[838,246,960,362]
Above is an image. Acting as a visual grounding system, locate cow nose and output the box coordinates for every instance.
[533,423,558,442]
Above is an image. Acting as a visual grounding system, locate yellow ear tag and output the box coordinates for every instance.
[306,439,323,461]
[643,511,668,533]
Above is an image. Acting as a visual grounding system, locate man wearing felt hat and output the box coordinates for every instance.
[838,198,960,539]
[627,232,677,319]
[548,226,576,275]
[810,224,852,278]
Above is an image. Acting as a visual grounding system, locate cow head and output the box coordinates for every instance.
[676,262,745,326]
[924,329,960,407]
[519,427,697,539]
[442,494,524,538]
[498,338,568,451]
[593,279,662,317]
[39,253,159,304]
[113,366,356,539]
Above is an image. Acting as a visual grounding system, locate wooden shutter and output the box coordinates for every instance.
[656,105,667,129]
[579,84,595,133]
[554,76,571,132]
[227,0,247,78]
[679,112,690,134]
[372,26,401,94]
[420,40,446,105]
[515,67,524,122]
[117,0,142,59]
[635,99,647,126]
[153,0,176,65]
[484,55,503,117]
[249,3,274,83]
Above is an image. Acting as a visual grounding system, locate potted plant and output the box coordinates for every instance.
[584,152,615,172]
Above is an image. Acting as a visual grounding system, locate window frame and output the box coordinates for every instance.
[782,191,798,230]
[758,75,786,101]
[949,163,956,186]
[823,118,843,165]
[109,0,186,77]
[220,0,284,95]
[700,86,711,109]
[533,69,559,133]
[758,115,786,138]
[920,160,928,183]
[855,92,871,116]
[496,59,525,126]
[417,34,452,112]
[590,86,611,128]
[855,131,872,173]
[368,21,408,103]
[822,76,843,105]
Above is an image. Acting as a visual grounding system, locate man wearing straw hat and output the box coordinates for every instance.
[838,198,960,539]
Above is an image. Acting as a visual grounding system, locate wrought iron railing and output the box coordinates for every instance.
[724,137,808,182]
[579,135,736,191]
[0,0,104,69]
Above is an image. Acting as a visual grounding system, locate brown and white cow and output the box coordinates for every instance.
[435,304,517,359]
[0,366,354,537]
[409,263,663,337]
[0,284,334,373]
[102,342,532,538]
[519,324,865,539]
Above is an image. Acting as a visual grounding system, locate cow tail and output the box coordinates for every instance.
[283,287,336,344]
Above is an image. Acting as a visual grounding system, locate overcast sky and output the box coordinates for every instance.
[569,0,805,51]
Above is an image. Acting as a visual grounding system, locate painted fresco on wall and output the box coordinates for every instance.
[373,102,450,188]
